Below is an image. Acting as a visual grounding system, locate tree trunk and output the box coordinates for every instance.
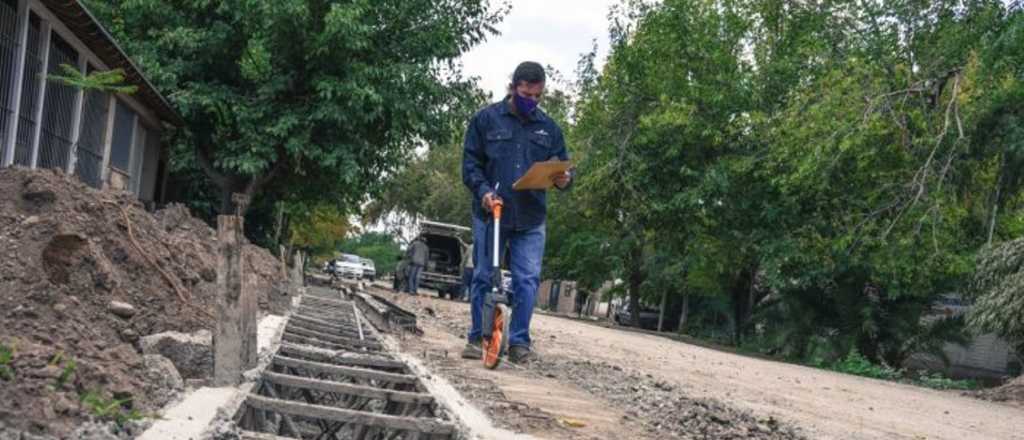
[988,153,1005,245]
[627,243,644,327]
[273,203,285,247]
[195,140,287,216]
[677,291,689,334]
[731,267,755,346]
[657,289,667,332]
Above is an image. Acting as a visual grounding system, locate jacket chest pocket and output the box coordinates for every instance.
[527,132,554,162]
[485,129,514,159]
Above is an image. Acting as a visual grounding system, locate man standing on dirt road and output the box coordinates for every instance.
[407,237,429,295]
[461,61,572,363]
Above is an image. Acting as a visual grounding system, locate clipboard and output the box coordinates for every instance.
[512,160,573,190]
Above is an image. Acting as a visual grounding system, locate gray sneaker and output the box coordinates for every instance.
[508,345,535,364]
[461,341,482,359]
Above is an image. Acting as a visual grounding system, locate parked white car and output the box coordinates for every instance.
[332,254,364,279]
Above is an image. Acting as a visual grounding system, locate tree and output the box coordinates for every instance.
[288,203,351,260]
[362,84,491,238]
[552,0,1023,368]
[86,0,506,215]
[969,238,1024,359]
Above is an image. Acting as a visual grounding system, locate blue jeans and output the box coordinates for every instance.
[468,215,545,348]
[407,264,423,294]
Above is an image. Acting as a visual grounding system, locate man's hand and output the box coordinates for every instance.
[482,192,502,212]
[552,170,572,189]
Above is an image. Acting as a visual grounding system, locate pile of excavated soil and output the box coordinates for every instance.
[970,375,1024,407]
[0,168,289,437]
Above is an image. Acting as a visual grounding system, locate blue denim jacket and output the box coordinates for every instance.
[462,99,570,231]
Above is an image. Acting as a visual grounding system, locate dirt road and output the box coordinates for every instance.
[376,285,1023,440]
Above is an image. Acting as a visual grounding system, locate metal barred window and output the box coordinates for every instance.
[12,11,40,166]
[130,124,147,194]
[109,99,134,171]
[107,98,135,190]
[0,0,19,163]
[74,65,107,188]
[140,125,160,199]
[37,32,76,170]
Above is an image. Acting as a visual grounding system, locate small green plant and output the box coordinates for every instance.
[914,371,980,390]
[48,353,76,390]
[832,348,902,381]
[0,343,14,381]
[80,391,144,428]
[47,64,138,94]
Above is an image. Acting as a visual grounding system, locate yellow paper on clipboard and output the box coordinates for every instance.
[512,160,573,190]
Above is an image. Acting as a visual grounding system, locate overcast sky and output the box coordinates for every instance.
[460,0,621,100]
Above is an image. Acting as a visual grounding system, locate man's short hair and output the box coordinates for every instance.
[512,61,546,85]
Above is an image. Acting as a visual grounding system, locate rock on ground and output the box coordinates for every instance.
[0,420,149,440]
[140,354,185,408]
[107,300,137,318]
[140,330,213,379]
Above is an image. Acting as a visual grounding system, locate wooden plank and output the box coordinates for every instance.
[278,344,405,370]
[239,431,297,440]
[285,325,382,350]
[282,332,381,353]
[293,311,363,330]
[296,306,360,319]
[273,355,418,385]
[289,313,359,329]
[301,295,356,308]
[297,304,353,315]
[246,395,455,435]
[352,302,365,341]
[263,372,434,404]
[287,317,369,339]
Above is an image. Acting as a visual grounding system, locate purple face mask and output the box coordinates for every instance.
[514,94,538,115]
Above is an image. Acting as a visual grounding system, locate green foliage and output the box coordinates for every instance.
[832,348,902,381]
[830,348,979,390]
[85,0,506,221]
[79,391,144,428]
[546,0,1023,367]
[364,87,489,235]
[288,204,351,259]
[337,232,402,274]
[914,371,980,391]
[47,63,137,94]
[49,352,77,390]
[0,342,14,381]
[968,237,1024,356]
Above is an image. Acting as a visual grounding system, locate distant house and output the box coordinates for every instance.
[907,294,1021,379]
[0,0,181,203]
[537,280,579,315]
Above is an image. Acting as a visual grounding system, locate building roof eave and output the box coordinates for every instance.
[39,0,184,127]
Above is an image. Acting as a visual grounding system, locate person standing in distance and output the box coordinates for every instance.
[407,237,429,295]
[461,61,572,363]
